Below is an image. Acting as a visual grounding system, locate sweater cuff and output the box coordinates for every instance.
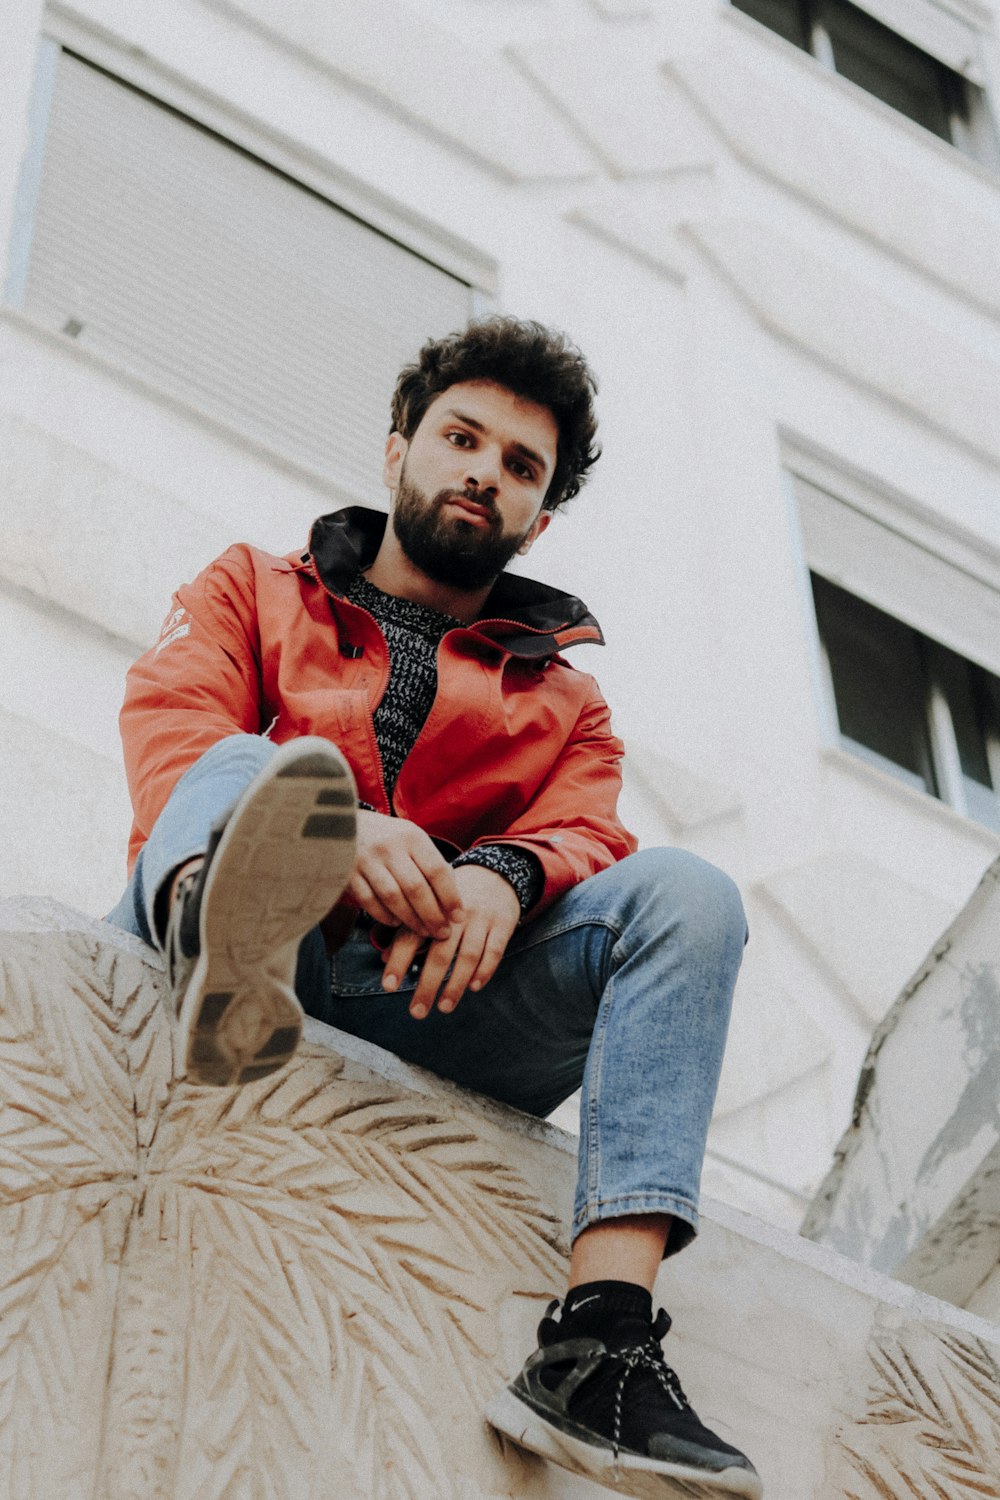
[453,844,545,916]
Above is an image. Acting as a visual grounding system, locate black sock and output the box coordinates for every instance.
[560,1280,653,1349]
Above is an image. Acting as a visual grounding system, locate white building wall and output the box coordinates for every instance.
[2,0,999,1232]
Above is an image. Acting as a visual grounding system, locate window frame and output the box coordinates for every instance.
[785,457,1000,834]
[727,0,998,167]
[4,28,496,501]
[810,569,1000,827]
[25,12,496,300]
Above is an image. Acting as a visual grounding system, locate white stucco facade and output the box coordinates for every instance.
[2,0,1000,1234]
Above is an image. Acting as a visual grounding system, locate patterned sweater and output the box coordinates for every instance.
[347,573,544,915]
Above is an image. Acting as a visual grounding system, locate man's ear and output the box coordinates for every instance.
[517,508,553,556]
[383,431,408,495]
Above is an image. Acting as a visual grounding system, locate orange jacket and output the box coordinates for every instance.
[120,507,637,920]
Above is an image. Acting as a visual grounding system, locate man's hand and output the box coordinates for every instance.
[348,810,465,939]
[380,864,521,1019]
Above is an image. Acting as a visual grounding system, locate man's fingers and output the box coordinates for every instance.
[409,930,463,1018]
[428,918,498,1015]
[347,874,399,930]
[381,929,424,993]
[383,865,520,1019]
[438,922,513,1011]
[434,939,483,1014]
[466,929,511,995]
[418,854,465,924]
[394,858,460,938]
[349,865,448,939]
[352,812,463,934]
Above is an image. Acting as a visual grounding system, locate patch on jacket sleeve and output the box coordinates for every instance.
[154,606,191,654]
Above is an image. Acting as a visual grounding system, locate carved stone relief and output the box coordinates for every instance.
[6,915,1000,1500]
[0,926,583,1500]
[834,1326,1000,1499]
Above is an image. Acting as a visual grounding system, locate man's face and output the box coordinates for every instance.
[382,380,557,590]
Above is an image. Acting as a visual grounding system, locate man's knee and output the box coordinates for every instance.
[190,731,278,780]
[614,846,747,950]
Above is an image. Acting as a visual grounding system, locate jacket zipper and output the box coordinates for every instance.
[466,617,599,648]
[302,564,589,807]
[473,617,549,636]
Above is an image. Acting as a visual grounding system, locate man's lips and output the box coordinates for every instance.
[443,497,494,527]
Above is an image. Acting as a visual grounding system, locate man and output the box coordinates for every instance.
[108,317,761,1497]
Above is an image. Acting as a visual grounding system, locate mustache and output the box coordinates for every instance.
[437,488,499,523]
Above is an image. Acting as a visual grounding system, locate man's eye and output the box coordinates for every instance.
[510,461,534,480]
[447,431,471,446]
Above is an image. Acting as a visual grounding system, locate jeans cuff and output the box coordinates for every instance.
[571,1192,698,1260]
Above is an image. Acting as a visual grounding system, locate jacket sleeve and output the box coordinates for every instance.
[466,678,638,920]
[120,546,264,868]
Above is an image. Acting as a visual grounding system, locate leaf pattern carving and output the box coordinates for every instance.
[0,930,572,1500]
[839,1327,1000,1500]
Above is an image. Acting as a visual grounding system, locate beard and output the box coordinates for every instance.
[391,465,536,590]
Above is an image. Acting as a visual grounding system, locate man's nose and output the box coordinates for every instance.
[463,447,502,495]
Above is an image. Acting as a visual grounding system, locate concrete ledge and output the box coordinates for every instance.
[2,901,1000,1499]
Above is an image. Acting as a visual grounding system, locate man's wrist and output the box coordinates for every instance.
[453,844,544,916]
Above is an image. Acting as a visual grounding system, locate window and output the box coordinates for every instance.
[730,0,996,165]
[5,47,477,502]
[812,574,1000,830]
[794,468,1000,833]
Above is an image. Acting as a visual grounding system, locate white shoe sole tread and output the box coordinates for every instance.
[176,738,356,1087]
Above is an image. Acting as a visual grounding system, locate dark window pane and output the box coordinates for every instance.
[818,0,954,140]
[730,0,809,49]
[931,644,1000,829]
[933,646,993,786]
[811,574,937,793]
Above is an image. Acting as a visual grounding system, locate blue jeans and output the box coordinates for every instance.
[107,734,747,1255]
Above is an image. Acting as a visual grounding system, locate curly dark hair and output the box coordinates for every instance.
[390,316,600,511]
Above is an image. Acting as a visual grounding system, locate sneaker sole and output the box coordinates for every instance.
[485,1387,763,1500]
[176,737,357,1088]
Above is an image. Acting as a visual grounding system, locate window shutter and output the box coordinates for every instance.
[18,51,475,502]
[795,475,1000,677]
[835,0,985,83]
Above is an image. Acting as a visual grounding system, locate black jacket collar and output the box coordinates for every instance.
[306,506,604,660]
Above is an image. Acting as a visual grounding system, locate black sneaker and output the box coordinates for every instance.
[486,1299,763,1498]
[162,737,357,1087]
